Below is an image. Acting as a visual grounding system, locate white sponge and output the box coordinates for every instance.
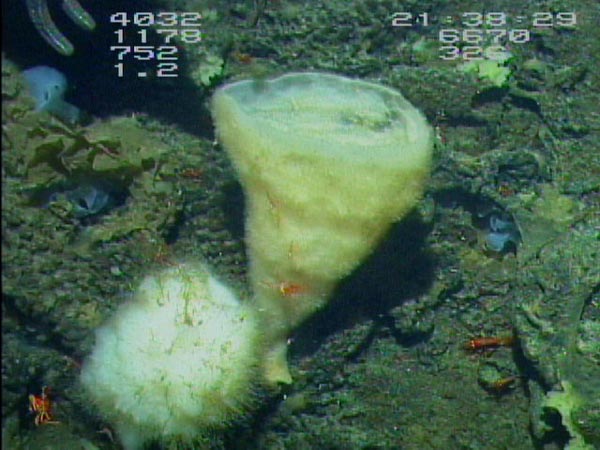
[80,263,261,450]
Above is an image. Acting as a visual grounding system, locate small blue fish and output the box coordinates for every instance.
[23,65,80,123]
[65,184,113,218]
[485,213,521,253]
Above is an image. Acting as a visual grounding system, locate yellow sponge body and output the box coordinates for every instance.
[212,72,433,383]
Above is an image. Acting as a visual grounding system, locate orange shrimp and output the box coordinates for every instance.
[278,282,305,297]
[261,280,306,297]
[490,376,518,391]
[29,386,59,426]
[465,335,515,351]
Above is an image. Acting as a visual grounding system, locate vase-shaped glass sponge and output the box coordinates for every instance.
[212,72,433,384]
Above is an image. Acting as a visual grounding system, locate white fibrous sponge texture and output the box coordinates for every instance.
[80,264,260,449]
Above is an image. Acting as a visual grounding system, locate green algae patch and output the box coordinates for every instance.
[19,116,167,192]
[544,382,595,450]
[529,185,578,227]
[459,59,512,88]
[514,212,600,449]
[84,117,167,173]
